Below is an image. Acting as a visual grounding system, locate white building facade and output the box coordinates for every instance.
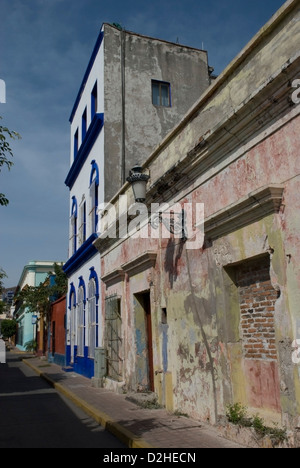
[63,31,104,377]
[64,23,210,378]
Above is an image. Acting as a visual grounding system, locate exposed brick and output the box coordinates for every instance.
[236,257,278,361]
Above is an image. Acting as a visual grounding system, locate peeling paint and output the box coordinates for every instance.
[96,2,300,433]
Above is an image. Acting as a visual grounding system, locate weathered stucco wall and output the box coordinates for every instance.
[103,24,209,202]
[96,0,300,432]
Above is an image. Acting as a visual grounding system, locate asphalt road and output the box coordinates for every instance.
[0,352,126,448]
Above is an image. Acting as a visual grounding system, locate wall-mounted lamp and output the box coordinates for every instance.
[127,166,187,241]
[126,165,150,203]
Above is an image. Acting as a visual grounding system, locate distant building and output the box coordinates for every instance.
[2,287,16,317]
[2,288,16,305]
[63,23,211,378]
[14,261,60,351]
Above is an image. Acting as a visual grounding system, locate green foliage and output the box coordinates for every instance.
[24,340,38,352]
[138,398,162,410]
[1,319,17,339]
[50,263,68,299]
[252,415,267,435]
[252,416,287,445]
[0,268,7,294]
[226,403,288,446]
[16,263,67,320]
[173,410,189,418]
[226,403,251,426]
[0,116,21,206]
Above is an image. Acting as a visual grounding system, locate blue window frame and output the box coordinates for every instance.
[91,82,98,120]
[69,283,76,364]
[77,277,86,357]
[82,108,87,142]
[74,129,79,159]
[88,268,99,358]
[152,80,171,107]
[71,196,78,255]
[90,161,99,234]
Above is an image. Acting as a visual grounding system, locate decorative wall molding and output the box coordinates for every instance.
[202,185,285,241]
[101,269,125,287]
[65,113,104,190]
[63,233,98,277]
[121,251,157,277]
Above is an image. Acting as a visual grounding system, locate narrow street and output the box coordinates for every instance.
[0,351,126,448]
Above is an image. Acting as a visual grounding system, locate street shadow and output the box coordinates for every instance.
[110,416,164,438]
[44,373,69,383]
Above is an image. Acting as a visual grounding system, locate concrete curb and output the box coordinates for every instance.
[23,359,153,449]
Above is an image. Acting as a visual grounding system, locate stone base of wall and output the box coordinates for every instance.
[217,423,298,448]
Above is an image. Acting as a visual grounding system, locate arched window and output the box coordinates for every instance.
[78,198,87,247]
[77,278,86,357]
[70,196,78,255]
[89,161,99,234]
[88,268,99,358]
[69,284,76,364]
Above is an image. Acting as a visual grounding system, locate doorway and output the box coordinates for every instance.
[134,292,154,392]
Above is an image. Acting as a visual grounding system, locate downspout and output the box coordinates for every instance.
[121,28,126,186]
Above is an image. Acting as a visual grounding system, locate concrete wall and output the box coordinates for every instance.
[96,0,300,432]
[103,24,209,201]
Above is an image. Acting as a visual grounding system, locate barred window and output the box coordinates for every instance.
[105,296,123,381]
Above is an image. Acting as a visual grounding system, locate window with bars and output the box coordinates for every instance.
[105,296,123,381]
[77,286,85,357]
[88,278,98,358]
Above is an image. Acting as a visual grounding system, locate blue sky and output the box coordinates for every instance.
[0,0,287,287]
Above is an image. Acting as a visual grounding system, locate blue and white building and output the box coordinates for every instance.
[63,23,210,378]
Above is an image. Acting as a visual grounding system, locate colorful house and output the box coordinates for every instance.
[14,261,59,351]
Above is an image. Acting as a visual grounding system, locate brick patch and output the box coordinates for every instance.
[236,257,279,360]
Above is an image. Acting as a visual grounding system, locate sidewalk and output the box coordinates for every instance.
[22,356,244,449]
